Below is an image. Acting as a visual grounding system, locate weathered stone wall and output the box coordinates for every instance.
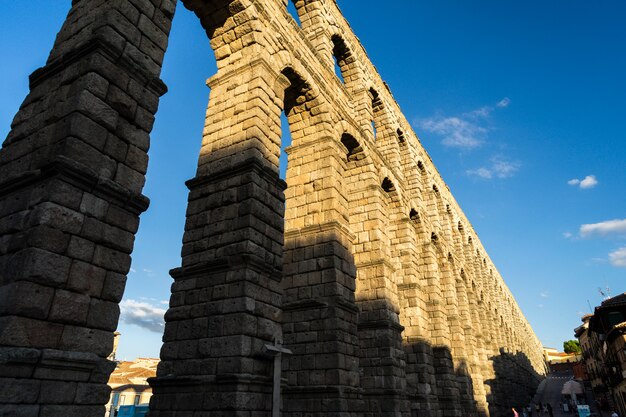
[0,0,546,416]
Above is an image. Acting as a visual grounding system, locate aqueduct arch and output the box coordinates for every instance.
[0,1,546,416]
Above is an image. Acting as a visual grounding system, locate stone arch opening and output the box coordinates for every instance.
[331,34,354,84]
[397,128,406,144]
[382,176,396,193]
[369,87,383,141]
[340,132,364,162]
[280,66,314,179]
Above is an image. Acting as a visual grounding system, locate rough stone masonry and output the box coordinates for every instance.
[0,1,547,416]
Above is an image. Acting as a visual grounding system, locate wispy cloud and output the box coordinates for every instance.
[420,114,487,148]
[540,291,549,298]
[580,219,626,238]
[609,247,626,268]
[130,268,136,273]
[497,97,511,108]
[119,299,166,333]
[568,175,598,189]
[563,232,573,239]
[418,98,510,149]
[466,156,521,179]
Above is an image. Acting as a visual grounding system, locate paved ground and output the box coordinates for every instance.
[527,370,602,417]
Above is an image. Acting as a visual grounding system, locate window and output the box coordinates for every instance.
[134,394,141,406]
[397,128,405,144]
[369,88,382,141]
[331,35,351,84]
[381,177,395,193]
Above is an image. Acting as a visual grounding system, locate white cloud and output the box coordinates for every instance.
[568,175,598,189]
[563,232,573,239]
[119,299,166,333]
[466,156,521,179]
[418,98,510,149]
[580,219,626,238]
[540,291,549,298]
[609,247,626,268]
[580,175,598,189]
[130,268,136,273]
[497,97,511,108]
[420,115,486,149]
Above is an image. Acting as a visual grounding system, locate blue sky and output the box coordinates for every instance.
[1,1,624,359]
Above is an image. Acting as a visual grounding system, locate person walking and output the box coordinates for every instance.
[536,403,543,416]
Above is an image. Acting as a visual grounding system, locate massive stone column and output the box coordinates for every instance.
[0,1,175,416]
[344,151,407,416]
[396,208,441,417]
[148,48,288,414]
[280,82,362,416]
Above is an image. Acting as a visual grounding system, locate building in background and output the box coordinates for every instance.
[106,358,158,417]
[543,346,582,372]
[576,293,626,415]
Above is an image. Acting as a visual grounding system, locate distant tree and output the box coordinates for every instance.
[563,340,581,354]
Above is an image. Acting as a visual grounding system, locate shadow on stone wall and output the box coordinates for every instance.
[279,230,542,417]
[486,349,543,417]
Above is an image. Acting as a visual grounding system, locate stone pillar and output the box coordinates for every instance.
[280,95,362,415]
[396,214,441,417]
[0,1,175,416]
[440,258,475,415]
[344,159,407,415]
[148,58,285,416]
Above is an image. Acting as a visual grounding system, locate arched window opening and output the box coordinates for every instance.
[458,221,464,232]
[409,208,420,222]
[369,87,382,141]
[331,35,352,84]
[447,252,453,262]
[281,67,312,181]
[341,133,363,162]
[446,204,451,214]
[417,160,425,173]
[432,184,439,194]
[286,0,302,27]
[381,177,395,193]
[397,128,406,144]
[431,232,439,243]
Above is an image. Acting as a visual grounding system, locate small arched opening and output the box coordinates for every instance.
[381,177,396,193]
[341,133,364,162]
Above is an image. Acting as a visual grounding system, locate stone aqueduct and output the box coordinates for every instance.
[0,0,546,416]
